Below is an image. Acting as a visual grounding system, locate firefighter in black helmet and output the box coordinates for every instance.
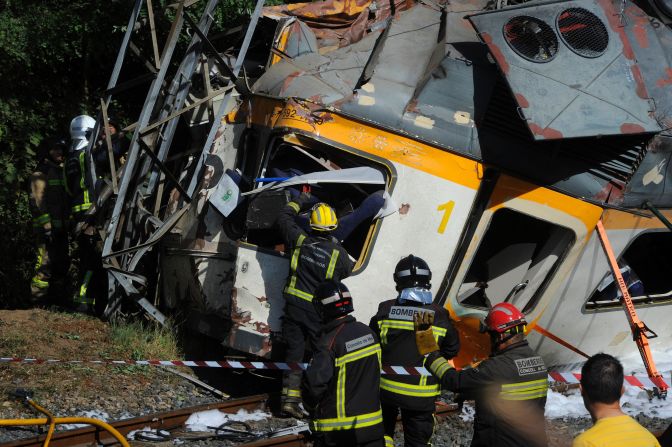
[277,193,353,418]
[303,280,385,447]
[369,255,460,447]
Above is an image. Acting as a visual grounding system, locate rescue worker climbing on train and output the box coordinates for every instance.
[303,280,385,447]
[414,302,548,447]
[369,255,460,447]
[277,192,353,418]
[29,138,71,306]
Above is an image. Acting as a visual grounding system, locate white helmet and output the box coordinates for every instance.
[69,115,96,151]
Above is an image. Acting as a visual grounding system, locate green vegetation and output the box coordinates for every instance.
[0,0,266,308]
[0,0,134,308]
[109,320,182,361]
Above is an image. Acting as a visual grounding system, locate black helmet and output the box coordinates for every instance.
[313,280,354,321]
[393,254,431,291]
[106,115,120,131]
[53,138,68,151]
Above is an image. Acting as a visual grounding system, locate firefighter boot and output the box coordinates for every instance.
[281,401,307,419]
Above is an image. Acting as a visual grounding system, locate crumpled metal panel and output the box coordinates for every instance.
[340,5,446,127]
[623,135,672,207]
[282,19,319,59]
[468,0,663,140]
[253,1,672,208]
[262,0,412,48]
[268,18,319,68]
[619,4,672,132]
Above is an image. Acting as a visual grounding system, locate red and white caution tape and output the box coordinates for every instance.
[547,371,671,389]
[1,357,669,388]
[0,357,307,371]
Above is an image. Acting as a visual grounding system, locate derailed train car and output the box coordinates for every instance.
[99,0,672,375]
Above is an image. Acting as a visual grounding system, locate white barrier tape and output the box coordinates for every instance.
[1,357,668,387]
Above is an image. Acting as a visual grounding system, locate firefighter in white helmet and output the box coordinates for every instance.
[69,115,96,152]
[65,114,100,312]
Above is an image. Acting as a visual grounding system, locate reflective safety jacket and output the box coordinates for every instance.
[370,300,460,411]
[30,159,69,236]
[64,150,92,220]
[303,315,385,443]
[427,340,548,447]
[277,200,352,309]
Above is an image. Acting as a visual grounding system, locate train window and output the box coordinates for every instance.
[586,231,672,310]
[241,135,390,270]
[457,208,574,312]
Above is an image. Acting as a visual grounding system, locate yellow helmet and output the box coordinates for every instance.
[310,203,338,232]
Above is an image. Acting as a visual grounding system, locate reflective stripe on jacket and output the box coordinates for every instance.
[427,341,548,447]
[65,151,91,217]
[303,315,385,444]
[30,160,69,234]
[277,200,352,308]
[370,300,460,411]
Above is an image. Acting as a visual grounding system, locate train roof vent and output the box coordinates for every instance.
[557,8,608,58]
[467,0,663,140]
[504,16,558,63]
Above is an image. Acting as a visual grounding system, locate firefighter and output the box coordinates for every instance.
[30,138,70,306]
[414,302,548,447]
[91,116,129,179]
[65,114,101,312]
[369,255,460,447]
[277,193,353,418]
[303,280,385,447]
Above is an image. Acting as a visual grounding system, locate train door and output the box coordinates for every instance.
[439,173,603,366]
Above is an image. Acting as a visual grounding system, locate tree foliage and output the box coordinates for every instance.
[0,0,136,307]
[0,0,273,307]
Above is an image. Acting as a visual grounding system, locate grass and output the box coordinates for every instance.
[0,334,27,357]
[109,320,182,362]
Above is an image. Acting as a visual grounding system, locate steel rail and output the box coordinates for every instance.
[0,394,269,447]
[0,396,458,447]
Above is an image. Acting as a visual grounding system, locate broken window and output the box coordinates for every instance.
[586,231,672,310]
[457,208,574,312]
[239,134,391,269]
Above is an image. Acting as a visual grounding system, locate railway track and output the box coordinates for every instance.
[0,395,458,447]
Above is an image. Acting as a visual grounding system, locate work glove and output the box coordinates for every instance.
[292,191,312,211]
[414,311,440,355]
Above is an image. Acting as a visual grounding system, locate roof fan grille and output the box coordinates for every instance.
[503,16,558,63]
[557,8,609,58]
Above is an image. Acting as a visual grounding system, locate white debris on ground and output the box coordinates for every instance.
[546,347,672,420]
[58,409,111,430]
[126,426,154,440]
[184,408,270,432]
[459,403,475,422]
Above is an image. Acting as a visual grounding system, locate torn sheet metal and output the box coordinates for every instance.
[268,18,319,67]
[468,0,664,140]
[223,249,289,357]
[263,0,413,49]
[623,135,672,207]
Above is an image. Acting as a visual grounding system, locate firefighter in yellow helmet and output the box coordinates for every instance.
[276,193,353,418]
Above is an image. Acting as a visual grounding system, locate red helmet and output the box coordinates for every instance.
[482,303,527,333]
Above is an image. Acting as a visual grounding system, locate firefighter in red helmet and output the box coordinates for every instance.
[414,302,549,447]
